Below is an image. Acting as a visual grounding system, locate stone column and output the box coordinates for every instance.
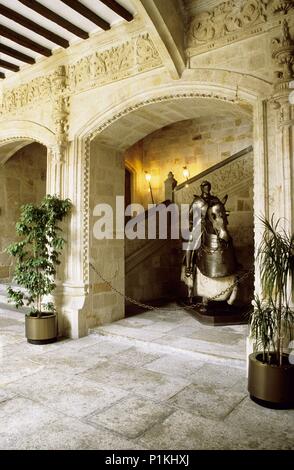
[271,18,294,234]
[47,66,88,338]
[247,16,294,372]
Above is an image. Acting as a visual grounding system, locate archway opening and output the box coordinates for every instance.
[88,95,254,329]
[0,142,47,290]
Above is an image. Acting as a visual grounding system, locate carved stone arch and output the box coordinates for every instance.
[76,76,266,287]
[0,120,56,165]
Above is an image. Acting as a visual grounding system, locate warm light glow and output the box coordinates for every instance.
[183,166,190,180]
[144,171,151,182]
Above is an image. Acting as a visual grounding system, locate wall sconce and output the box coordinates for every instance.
[183,166,190,187]
[145,171,154,204]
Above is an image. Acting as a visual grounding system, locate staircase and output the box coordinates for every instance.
[125,202,181,309]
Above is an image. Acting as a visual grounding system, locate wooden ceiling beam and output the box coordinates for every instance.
[0,44,35,64]
[0,72,6,79]
[0,24,52,56]
[60,0,110,31]
[0,58,20,72]
[0,4,69,48]
[18,0,89,39]
[99,0,133,22]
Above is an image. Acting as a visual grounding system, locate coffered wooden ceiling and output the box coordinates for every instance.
[0,0,135,79]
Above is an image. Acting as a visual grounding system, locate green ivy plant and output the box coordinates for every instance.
[6,195,71,317]
[250,216,294,366]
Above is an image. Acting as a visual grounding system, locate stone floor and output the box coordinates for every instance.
[0,302,293,450]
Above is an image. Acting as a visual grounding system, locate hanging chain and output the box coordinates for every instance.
[89,262,254,313]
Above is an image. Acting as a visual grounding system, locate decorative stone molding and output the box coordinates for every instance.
[272,19,294,91]
[51,66,69,162]
[271,19,294,126]
[0,34,162,116]
[0,74,52,115]
[187,0,267,48]
[271,0,293,15]
[186,0,294,54]
[67,34,162,93]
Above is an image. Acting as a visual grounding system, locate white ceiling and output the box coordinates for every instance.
[0,0,136,78]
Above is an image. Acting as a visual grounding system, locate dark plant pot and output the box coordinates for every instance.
[248,352,294,408]
[25,314,57,345]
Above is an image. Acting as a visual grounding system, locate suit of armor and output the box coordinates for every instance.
[185,181,226,276]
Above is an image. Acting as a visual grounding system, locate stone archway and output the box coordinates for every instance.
[75,79,267,334]
[0,121,54,287]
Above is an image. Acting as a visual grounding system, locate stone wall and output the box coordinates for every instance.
[89,141,125,328]
[124,115,253,206]
[0,143,47,280]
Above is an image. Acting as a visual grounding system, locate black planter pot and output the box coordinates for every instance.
[248,352,294,409]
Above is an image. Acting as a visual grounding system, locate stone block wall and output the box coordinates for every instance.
[0,143,47,281]
[124,115,253,207]
[89,141,125,328]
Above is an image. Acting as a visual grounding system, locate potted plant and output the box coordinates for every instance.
[6,195,71,344]
[248,216,294,408]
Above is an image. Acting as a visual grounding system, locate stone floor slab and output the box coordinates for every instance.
[111,347,162,367]
[0,397,60,449]
[86,395,174,439]
[6,368,129,418]
[168,383,246,420]
[144,354,204,381]
[81,361,189,401]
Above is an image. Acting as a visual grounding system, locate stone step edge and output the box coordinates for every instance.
[90,328,246,370]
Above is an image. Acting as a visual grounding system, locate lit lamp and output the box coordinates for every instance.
[183,166,190,187]
[144,171,154,204]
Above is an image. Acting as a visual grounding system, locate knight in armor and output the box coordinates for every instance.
[185,180,227,276]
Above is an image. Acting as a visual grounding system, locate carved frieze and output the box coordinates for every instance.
[0,34,162,115]
[187,0,268,48]
[67,34,161,92]
[0,75,52,115]
[187,0,294,53]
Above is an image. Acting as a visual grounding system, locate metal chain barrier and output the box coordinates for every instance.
[89,262,254,313]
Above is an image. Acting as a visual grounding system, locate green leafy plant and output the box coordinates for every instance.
[6,195,71,317]
[250,216,294,366]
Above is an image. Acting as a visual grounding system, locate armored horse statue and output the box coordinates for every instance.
[181,181,239,310]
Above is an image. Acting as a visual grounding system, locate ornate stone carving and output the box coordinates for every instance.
[51,66,69,162]
[67,34,162,92]
[136,34,161,71]
[271,19,294,127]
[1,35,162,116]
[271,0,294,15]
[0,75,52,115]
[187,0,268,49]
[272,18,294,91]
